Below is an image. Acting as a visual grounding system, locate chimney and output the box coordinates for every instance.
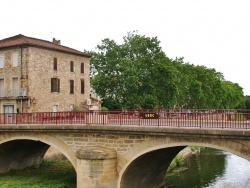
[52,38,61,45]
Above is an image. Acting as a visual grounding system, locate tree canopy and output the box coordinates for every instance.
[89,31,244,109]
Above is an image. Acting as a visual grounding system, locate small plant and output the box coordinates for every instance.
[73,105,80,112]
[101,106,108,111]
[40,159,53,167]
[190,146,202,152]
[169,154,183,169]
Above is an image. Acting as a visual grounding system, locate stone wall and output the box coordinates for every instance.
[27,47,90,112]
[55,132,152,154]
[0,47,28,113]
[0,125,250,188]
[0,46,90,113]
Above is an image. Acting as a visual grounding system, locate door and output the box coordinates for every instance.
[4,105,14,123]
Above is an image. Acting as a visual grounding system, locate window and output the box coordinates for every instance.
[12,53,18,67]
[12,77,18,96]
[70,61,74,72]
[53,105,58,112]
[70,104,74,111]
[81,80,85,94]
[70,80,74,94]
[81,63,84,73]
[0,56,4,68]
[53,58,57,71]
[0,78,4,97]
[51,78,60,92]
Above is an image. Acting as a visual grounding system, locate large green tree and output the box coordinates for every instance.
[90,32,179,109]
[90,32,244,109]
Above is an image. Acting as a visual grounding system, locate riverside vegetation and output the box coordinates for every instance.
[0,160,76,188]
[167,146,204,173]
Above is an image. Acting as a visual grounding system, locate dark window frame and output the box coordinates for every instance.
[51,78,60,92]
[70,80,74,94]
[81,79,85,94]
[81,63,84,73]
[70,61,74,72]
[53,58,57,71]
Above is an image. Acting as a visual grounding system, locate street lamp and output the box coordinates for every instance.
[20,75,25,83]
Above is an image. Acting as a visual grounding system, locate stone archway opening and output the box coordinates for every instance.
[0,139,77,187]
[118,137,250,188]
[0,139,50,174]
[120,146,186,188]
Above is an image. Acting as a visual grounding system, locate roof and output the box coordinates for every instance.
[0,34,91,58]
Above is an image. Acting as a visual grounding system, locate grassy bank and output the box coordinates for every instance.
[0,160,76,188]
[168,146,204,172]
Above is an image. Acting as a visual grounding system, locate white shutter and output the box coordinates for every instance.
[0,56,4,68]
[13,54,18,67]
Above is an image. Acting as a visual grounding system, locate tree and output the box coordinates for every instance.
[90,31,245,109]
[90,31,179,109]
[220,81,245,109]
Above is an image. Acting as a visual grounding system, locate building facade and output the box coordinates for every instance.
[0,34,91,113]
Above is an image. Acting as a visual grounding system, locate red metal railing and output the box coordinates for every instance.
[0,109,249,129]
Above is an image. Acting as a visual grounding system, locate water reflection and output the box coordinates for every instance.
[164,148,250,188]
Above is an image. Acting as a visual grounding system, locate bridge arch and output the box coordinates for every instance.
[118,136,250,188]
[0,132,77,170]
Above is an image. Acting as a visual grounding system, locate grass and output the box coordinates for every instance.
[0,160,76,188]
[190,146,203,152]
[168,154,184,170]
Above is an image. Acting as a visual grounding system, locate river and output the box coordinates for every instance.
[164,148,250,188]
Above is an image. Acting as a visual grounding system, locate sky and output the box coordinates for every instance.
[1,0,250,95]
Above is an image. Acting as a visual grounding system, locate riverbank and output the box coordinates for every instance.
[167,146,203,172]
[0,160,76,188]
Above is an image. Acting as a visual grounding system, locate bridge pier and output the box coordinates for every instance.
[76,147,117,188]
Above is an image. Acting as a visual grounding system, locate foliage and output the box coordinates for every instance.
[237,96,250,109]
[246,97,250,109]
[101,106,108,111]
[72,105,80,111]
[0,160,76,188]
[190,146,204,152]
[169,154,184,169]
[90,31,245,109]
[90,31,180,109]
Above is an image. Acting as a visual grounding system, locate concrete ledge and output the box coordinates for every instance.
[0,124,249,139]
[76,146,117,160]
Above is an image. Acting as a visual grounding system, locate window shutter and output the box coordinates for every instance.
[13,54,18,67]
[54,58,57,70]
[81,63,84,73]
[70,80,74,94]
[58,79,60,93]
[0,56,4,68]
[51,78,60,92]
[70,61,74,72]
[51,78,54,92]
[81,80,85,94]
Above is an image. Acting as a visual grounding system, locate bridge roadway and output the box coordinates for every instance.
[0,123,249,188]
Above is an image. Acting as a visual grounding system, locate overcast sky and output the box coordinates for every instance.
[2,0,250,95]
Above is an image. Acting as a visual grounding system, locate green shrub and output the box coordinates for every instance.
[101,106,108,111]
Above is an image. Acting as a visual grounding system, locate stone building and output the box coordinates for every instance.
[0,34,91,113]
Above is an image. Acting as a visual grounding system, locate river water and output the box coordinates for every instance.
[164,148,250,188]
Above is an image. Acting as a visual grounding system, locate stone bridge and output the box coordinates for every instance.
[0,124,249,188]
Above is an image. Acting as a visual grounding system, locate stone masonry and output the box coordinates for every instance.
[0,124,249,188]
[0,35,91,113]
